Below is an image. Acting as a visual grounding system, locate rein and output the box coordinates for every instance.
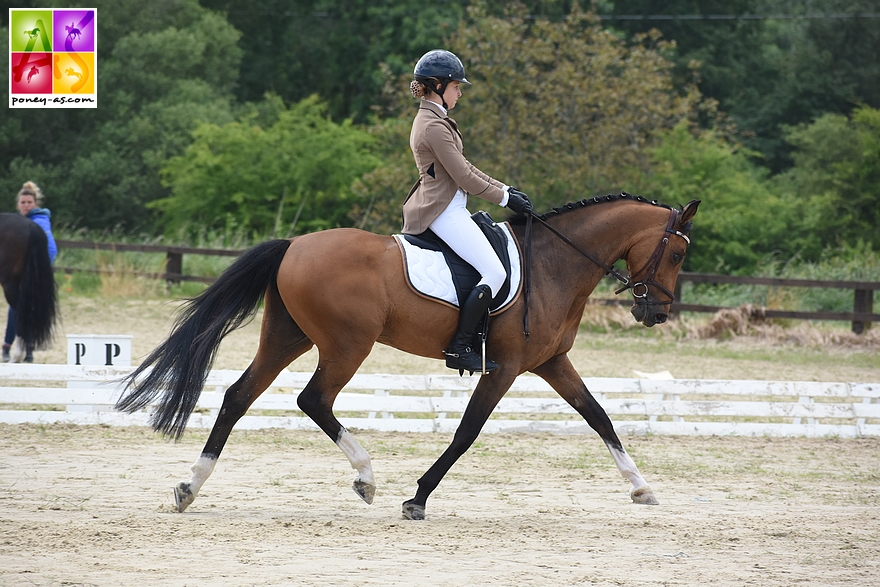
[521,206,690,339]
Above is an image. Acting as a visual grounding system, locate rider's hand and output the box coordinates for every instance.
[506,188,532,215]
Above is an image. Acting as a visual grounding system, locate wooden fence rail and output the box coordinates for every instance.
[54,239,242,285]
[54,239,880,332]
[677,273,879,334]
[2,365,879,438]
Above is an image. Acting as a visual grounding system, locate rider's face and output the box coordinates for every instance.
[439,81,462,110]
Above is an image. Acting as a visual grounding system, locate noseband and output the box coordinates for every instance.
[521,204,690,337]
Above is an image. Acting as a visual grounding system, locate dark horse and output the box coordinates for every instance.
[116,195,699,519]
[0,213,58,352]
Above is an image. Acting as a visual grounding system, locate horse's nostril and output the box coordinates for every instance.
[655,313,668,324]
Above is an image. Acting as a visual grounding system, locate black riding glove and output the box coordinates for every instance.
[506,188,532,215]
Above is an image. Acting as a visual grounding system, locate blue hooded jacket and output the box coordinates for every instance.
[26,207,57,262]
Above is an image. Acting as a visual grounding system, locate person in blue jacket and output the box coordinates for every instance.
[2,181,57,363]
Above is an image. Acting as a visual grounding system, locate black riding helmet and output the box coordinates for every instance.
[414,50,470,109]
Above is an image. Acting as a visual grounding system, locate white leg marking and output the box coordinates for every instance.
[10,336,26,363]
[605,442,648,490]
[186,455,218,497]
[336,428,374,486]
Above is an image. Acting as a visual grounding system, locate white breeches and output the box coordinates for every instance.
[429,191,506,297]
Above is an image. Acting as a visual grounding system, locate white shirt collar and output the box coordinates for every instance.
[422,98,447,116]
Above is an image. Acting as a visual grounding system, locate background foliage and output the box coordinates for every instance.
[1,0,877,275]
[155,95,380,238]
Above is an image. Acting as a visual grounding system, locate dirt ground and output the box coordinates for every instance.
[1,425,878,587]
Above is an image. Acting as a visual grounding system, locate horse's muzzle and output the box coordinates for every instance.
[630,302,668,327]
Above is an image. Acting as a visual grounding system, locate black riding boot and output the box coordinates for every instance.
[444,284,499,375]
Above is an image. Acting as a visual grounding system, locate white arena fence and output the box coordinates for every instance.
[1,364,879,438]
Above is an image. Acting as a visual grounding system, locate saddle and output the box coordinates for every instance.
[394,211,522,315]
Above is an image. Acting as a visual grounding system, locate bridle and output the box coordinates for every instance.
[521,203,691,338]
[613,206,691,305]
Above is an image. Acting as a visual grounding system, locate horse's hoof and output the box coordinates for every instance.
[631,485,659,505]
[401,500,425,520]
[173,482,195,512]
[352,480,375,505]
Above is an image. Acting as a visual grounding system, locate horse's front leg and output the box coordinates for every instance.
[532,354,659,505]
[402,372,517,520]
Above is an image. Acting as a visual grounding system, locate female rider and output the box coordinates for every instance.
[402,50,532,374]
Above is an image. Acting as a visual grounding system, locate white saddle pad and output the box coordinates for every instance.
[393,222,521,314]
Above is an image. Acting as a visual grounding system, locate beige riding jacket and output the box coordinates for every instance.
[401,100,506,234]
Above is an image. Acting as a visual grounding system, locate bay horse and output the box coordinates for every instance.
[0,213,58,354]
[116,194,699,519]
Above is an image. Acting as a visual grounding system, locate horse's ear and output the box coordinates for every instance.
[679,200,700,225]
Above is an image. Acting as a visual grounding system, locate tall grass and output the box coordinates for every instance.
[53,224,257,299]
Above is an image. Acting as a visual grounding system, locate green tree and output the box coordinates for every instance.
[450,3,701,207]
[351,2,704,232]
[636,121,794,273]
[605,0,880,173]
[348,115,413,235]
[198,0,468,122]
[156,95,381,238]
[1,0,242,231]
[773,106,880,255]
[197,0,587,123]
[636,107,880,274]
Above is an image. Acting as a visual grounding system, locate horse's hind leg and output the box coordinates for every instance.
[402,372,518,520]
[532,354,659,505]
[174,285,313,512]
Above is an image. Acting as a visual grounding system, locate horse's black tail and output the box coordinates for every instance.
[115,239,292,439]
[16,223,58,349]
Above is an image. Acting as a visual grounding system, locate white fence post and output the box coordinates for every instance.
[368,390,392,420]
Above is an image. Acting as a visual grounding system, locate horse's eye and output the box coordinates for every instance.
[671,252,684,264]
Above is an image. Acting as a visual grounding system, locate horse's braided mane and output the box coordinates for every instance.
[506,192,674,225]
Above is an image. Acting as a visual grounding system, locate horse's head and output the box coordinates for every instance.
[621,199,700,327]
